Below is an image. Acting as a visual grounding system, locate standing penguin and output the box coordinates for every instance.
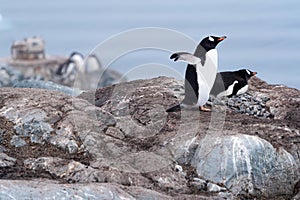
[69,52,85,73]
[167,35,226,112]
[56,52,84,76]
[210,69,257,98]
[85,54,102,73]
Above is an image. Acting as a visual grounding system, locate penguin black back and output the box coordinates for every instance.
[70,51,84,59]
[210,69,257,97]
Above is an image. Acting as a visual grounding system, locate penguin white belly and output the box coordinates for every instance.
[196,49,218,106]
[217,81,239,97]
[236,85,248,95]
[197,76,210,106]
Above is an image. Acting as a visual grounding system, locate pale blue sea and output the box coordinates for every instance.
[0,0,299,88]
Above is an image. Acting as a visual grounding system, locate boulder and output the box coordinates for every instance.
[191,134,298,198]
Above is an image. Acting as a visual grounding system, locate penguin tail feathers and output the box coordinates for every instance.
[166,104,181,112]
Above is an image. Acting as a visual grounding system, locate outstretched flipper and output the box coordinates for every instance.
[170,52,201,65]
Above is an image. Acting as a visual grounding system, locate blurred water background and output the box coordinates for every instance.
[0,0,299,88]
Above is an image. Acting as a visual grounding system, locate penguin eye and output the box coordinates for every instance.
[208,36,214,42]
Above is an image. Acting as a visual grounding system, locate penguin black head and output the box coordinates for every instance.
[70,51,84,59]
[200,36,227,51]
[238,69,257,80]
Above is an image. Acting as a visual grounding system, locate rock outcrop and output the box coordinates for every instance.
[13,79,82,96]
[0,64,123,90]
[0,76,299,199]
[0,65,24,87]
[249,76,300,128]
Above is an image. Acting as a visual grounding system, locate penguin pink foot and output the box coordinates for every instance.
[199,106,211,112]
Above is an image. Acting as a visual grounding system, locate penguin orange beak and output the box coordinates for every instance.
[252,72,257,76]
[217,36,227,41]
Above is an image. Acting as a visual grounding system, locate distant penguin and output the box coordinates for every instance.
[56,59,76,77]
[69,52,85,73]
[56,51,84,78]
[166,35,227,112]
[85,54,102,73]
[210,69,257,98]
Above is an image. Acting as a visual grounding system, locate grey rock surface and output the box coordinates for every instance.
[0,87,115,153]
[0,76,299,199]
[0,179,136,200]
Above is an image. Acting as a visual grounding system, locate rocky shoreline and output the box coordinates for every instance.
[0,69,299,199]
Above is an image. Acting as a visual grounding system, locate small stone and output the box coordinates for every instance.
[10,135,27,147]
[67,140,78,154]
[0,152,16,167]
[0,129,5,144]
[191,178,207,191]
[244,102,250,107]
[240,96,247,101]
[15,121,53,144]
[174,164,183,173]
[246,108,251,113]
[0,145,6,153]
[207,183,227,193]
[262,97,270,102]
[105,127,125,140]
[263,113,271,118]
[255,97,263,102]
